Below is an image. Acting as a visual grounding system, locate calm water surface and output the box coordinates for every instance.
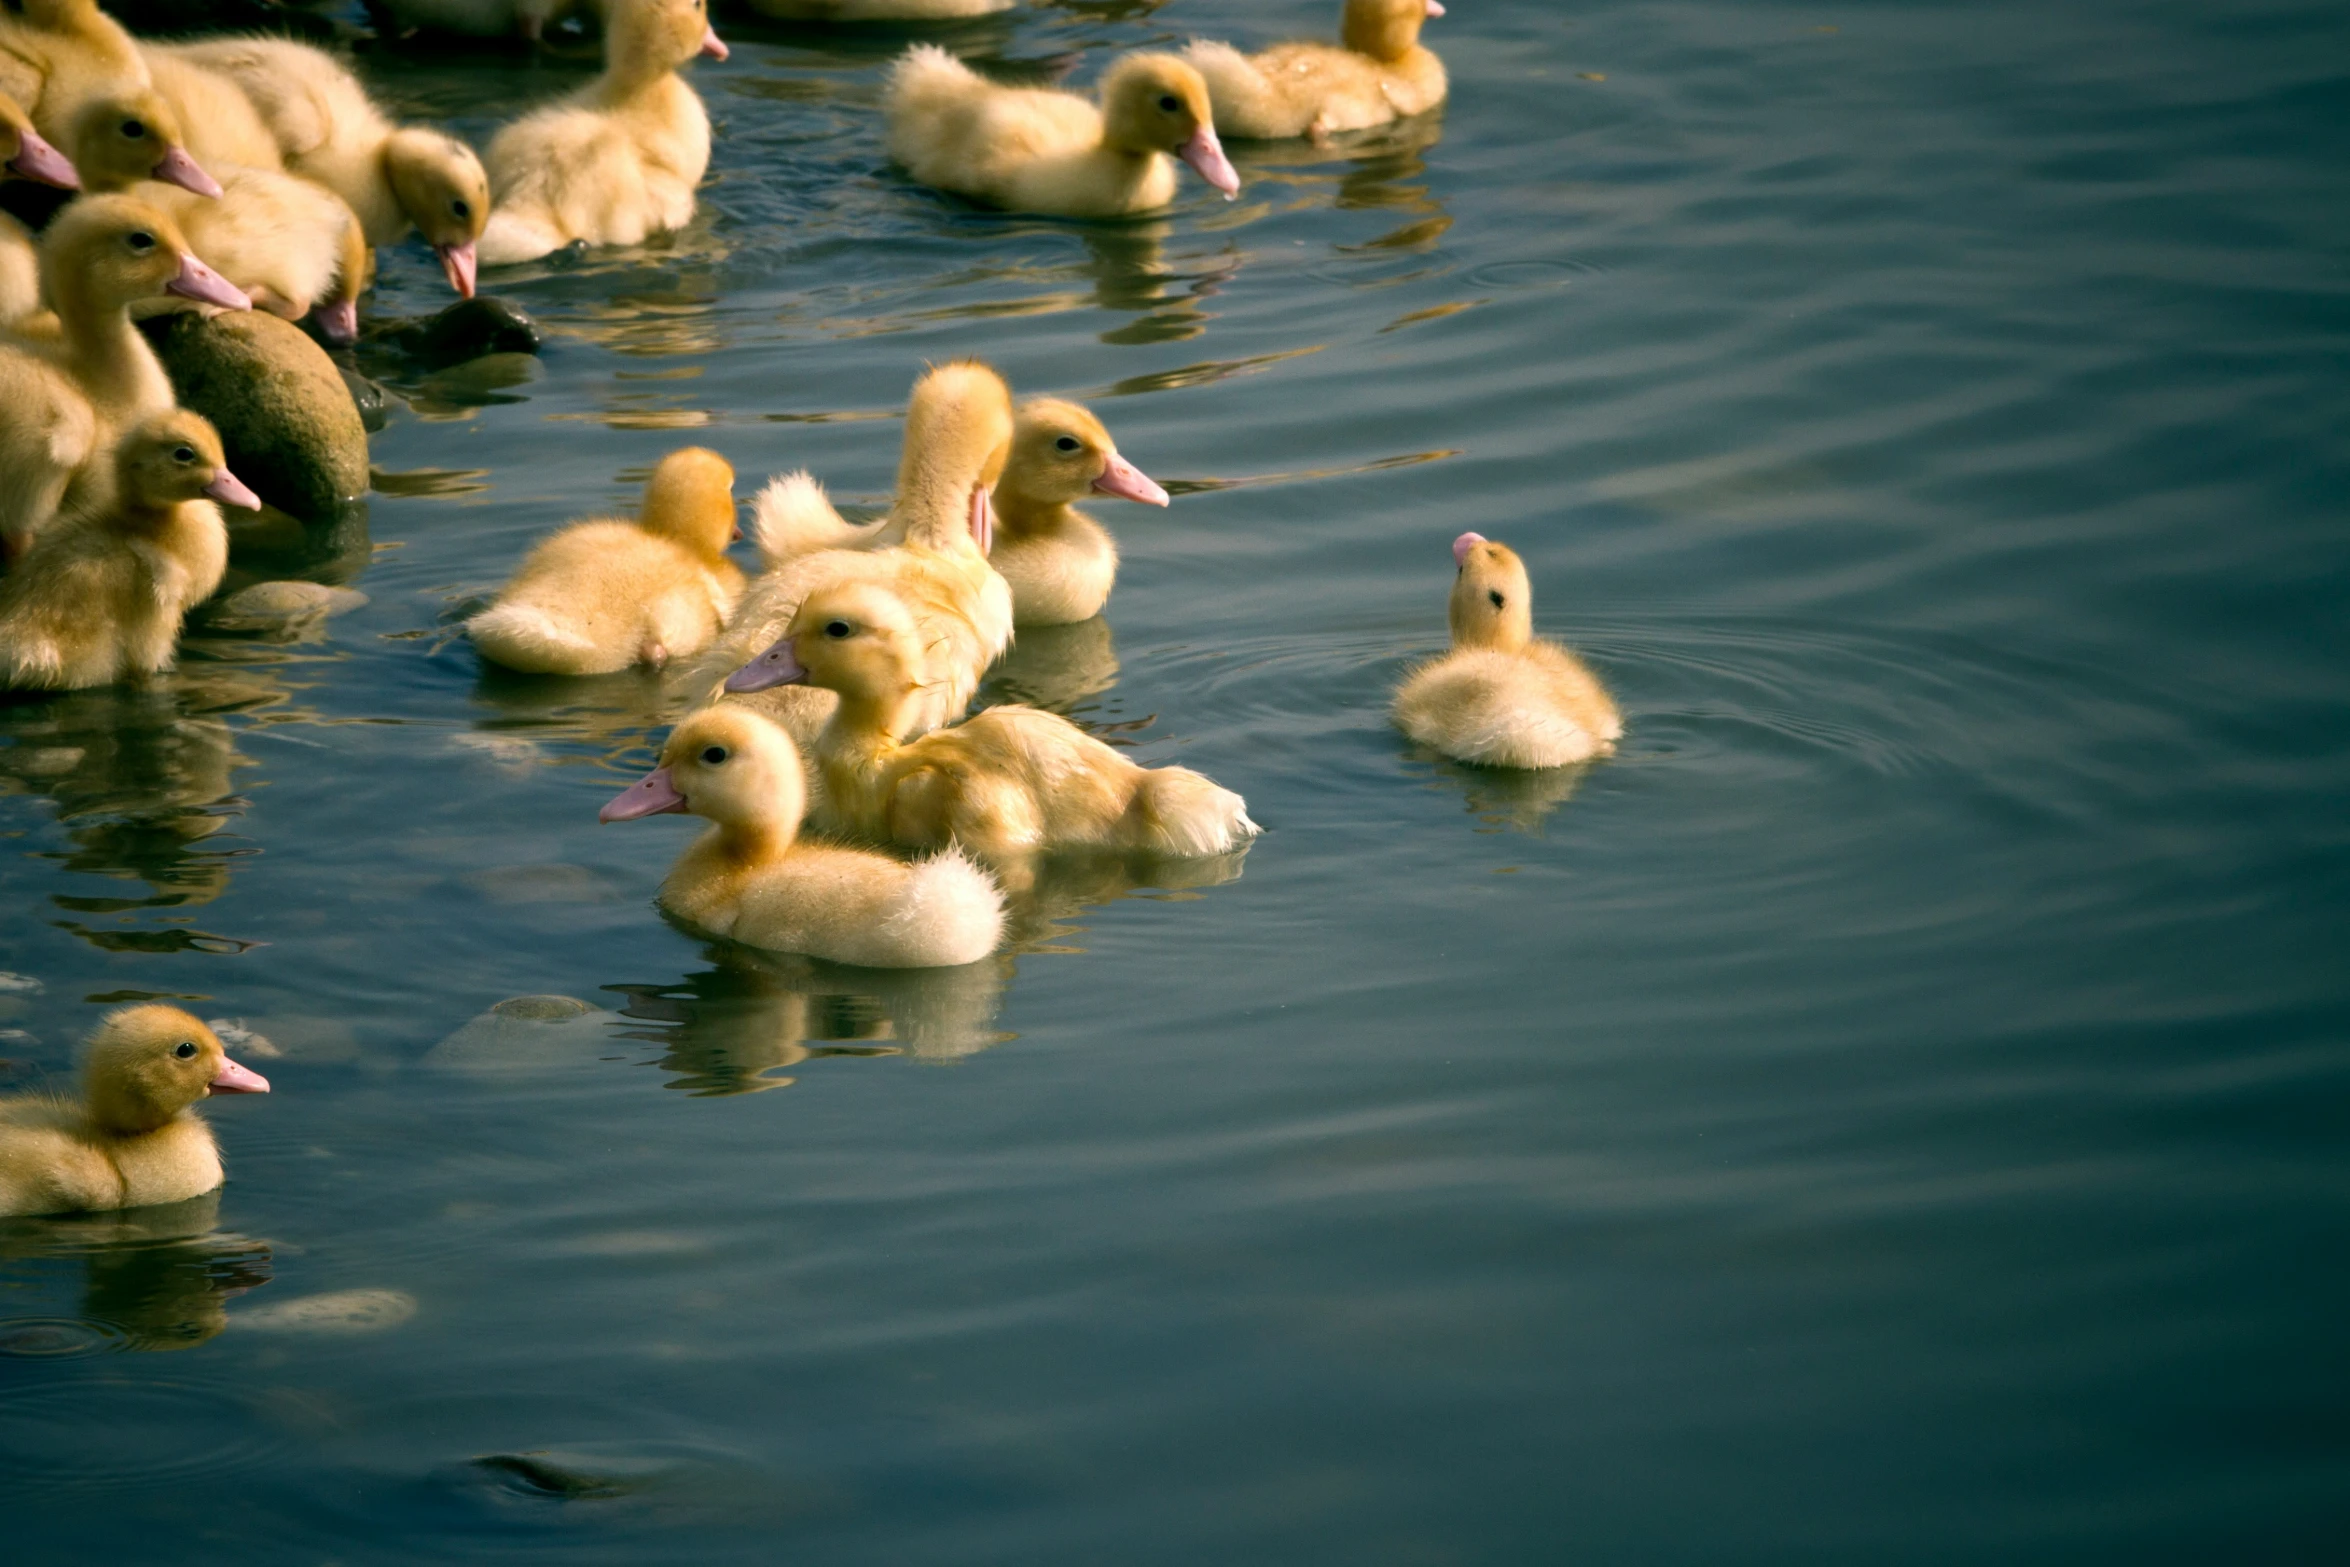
[4,0,2347,1560]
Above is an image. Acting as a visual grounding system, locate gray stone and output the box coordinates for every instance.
[144,311,370,521]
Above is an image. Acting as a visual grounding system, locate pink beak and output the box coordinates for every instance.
[699,26,728,61]
[437,240,477,300]
[1426,0,1445,15]
[1177,123,1240,200]
[1092,451,1170,507]
[204,469,262,510]
[151,145,223,198]
[166,252,252,311]
[724,638,808,694]
[7,127,78,189]
[968,482,995,555]
[600,765,689,823]
[313,298,359,343]
[1452,531,1487,567]
[209,1056,269,1094]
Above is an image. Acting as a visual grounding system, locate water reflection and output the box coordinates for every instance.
[1405,747,1597,834]
[1004,845,1253,952]
[467,662,682,776]
[977,616,1121,715]
[1082,222,1241,346]
[0,1194,273,1356]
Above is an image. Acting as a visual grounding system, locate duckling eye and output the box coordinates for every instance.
[173,1041,197,1060]
[171,445,196,464]
[125,230,156,252]
[1157,94,1181,114]
[824,620,851,639]
[1488,590,1505,609]
[699,745,728,766]
[451,198,471,219]
[121,118,147,140]
[1054,436,1081,454]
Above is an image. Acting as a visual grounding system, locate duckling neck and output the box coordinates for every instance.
[816,689,913,826]
[54,292,170,411]
[992,491,1075,546]
[83,1082,181,1140]
[590,51,685,109]
[713,816,792,869]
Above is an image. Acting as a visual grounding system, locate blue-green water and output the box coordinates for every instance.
[4,0,2347,1559]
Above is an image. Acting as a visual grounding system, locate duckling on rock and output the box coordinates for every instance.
[468,445,745,676]
[884,45,1240,218]
[601,706,1006,969]
[1392,532,1622,769]
[0,1004,269,1219]
[0,408,258,692]
[477,0,725,266]
[0,88,79,326]
[727,580,1260,862]
[1185,0,1448,142]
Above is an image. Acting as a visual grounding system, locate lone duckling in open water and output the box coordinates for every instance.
[728,580,1259,862]
[1392,532,1621,769]
[0,1005,270,1218]
[477,0,725,266]
[469,445,744,676]
[885,45,1239,218]
[601,706,1006,969]
[1185,0,1448,142]
[0,409,259,692]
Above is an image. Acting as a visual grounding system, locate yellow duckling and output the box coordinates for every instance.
[601,706,1006,969]
[1185,0,1448,141]
[729,580,1260,861]
[884,45,1240,218]
[0,0,155,160]
[0,408,258,692]
[469,445,745,675]
[162,37,490,296]
[0,1005,270,1219]
[682,359,1014,745]
[138,47,283,174]
[0,195,249,560]
[477,0,725,266]
[0,88,79,325]
[50,84,220,199]
[1392,532,1622,768]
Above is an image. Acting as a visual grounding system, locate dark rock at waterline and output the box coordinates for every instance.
[383,296,543,370]
[141,311,371,521]
[340,368,391,433]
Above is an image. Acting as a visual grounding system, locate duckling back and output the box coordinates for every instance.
[1185,0,1448,140]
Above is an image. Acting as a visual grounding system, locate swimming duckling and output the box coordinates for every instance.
[0,408,257,691]
[163,37,490,295]
[1185,0,1448,141]
[0,195,249,559]
[1392,532,1621,769]
[477,0,725,266]
[680,359,1014,745]
[601,706,1005,969]
[730,580,1259,860]
[0,1004,269,1219]
[0,89,77,325]
[469,446,745,675]
[884,45,1240,218]
[373,0,605,43]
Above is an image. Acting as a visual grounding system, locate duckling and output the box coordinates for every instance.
[1184,0,1448,141]
[57,86,221,198]
[372,0,604,43]
[0,195,249,559]
[747,0,1010,16]
[0,89,78,325]
[0,409,257,692]
[0,1004,269,1219]
[469,445,745,675]
[601,705,1006,969]
[0,0,151,158]
[163,37,490,296]
[729,580,1259,861]
[138,47,284,174]
[679,359,1014,745]
[1392,532,1622,769]
[884,45,1240,218]
[477,0,725,266]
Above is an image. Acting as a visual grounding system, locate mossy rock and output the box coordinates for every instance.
[143,311,370,522]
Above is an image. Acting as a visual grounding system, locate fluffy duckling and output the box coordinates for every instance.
[373,0,604,43]
[163,38,490,296]
[729,580,1259,861]
[0,195,249,559]
[1185,0,1449,141]
[682,359,1015,745]
[747,0,1010,16]
[884,46,1240,218]
[138,47,284,174]
[0,0,151,156]
[1392,533,1622,769]
[56,85,221,198]
[477,0,725,266]
[0,1005,269,1219]
[0,89,79,325]
[0,409,257,692]
[601,706,1006,969]
[469,446,745,675]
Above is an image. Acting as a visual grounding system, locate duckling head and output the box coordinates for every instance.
[81,1005,269,1138]
[725,581,924,709]
[899,359,1014,554]
[383,129,490,300]
[0,90,77,189]
[1005,398,1170,513]
[115,409,261,516]
[1345,0,1446,63]
[69,90,220,197]
[607,0,728,79]
[637,446,738,561]
[602,708,805,843]
[1101,55,1238,199]
[1448,532,1535,652]
[40,194,252,318]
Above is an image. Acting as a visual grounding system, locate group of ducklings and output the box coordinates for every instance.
[0,0,1619,1218]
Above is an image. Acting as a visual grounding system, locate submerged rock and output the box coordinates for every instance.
[143,311,370,520]
[233,1288,417,1335]
[424,995,621,1073]
[204,581,371,636]
[389,296,543,370]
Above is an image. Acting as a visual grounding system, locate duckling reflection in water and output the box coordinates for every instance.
[0,1006,269,1218]
[0,1191,272,1352]
[978,614,1121,715]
